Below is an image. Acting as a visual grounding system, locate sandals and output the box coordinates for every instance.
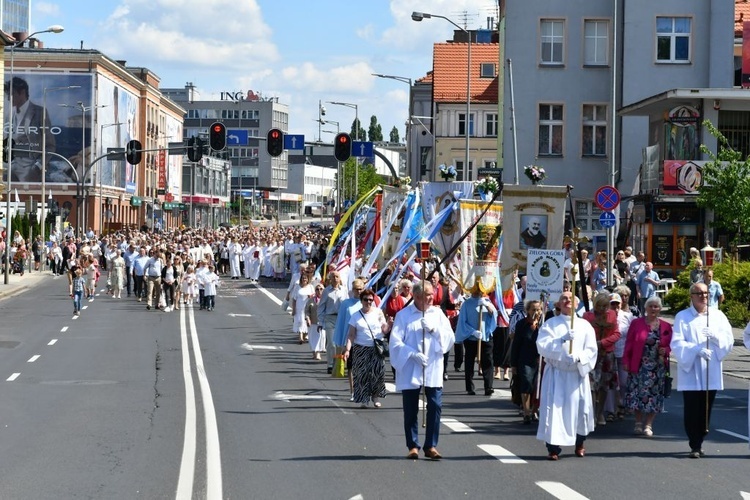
[606,413,615,422]
[634,422,643,435]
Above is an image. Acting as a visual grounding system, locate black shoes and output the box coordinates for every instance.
[484,389,494,396]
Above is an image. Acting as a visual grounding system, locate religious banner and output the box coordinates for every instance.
[421,181,476,258]
[379,185,409,265]
[525,249,566,302]
[500,184,568,297]
[458,199,503,293]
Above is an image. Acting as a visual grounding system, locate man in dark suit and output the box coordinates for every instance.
[4,76,54,182]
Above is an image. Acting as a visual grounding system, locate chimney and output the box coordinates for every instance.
[11,31,27,46]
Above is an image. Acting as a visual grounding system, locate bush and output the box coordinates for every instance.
[664,259,750,327]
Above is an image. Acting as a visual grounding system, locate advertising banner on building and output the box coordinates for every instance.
[158,148,167,190]
[3,73,93,184]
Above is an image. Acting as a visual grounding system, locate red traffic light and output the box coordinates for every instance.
[267,128,284,157]
[209,122,227,151]
[270,129,281,140]
[334,132,352,162]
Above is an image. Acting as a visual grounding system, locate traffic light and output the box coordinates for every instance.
[2,137,15,163]
[209,122,227,151]
[334,132,352,162]
[126,140,143,165]
[267,128,284,157]
[187,137,203,162]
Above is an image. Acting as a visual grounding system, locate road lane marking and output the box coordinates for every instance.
[48,339,58,346]
[272,391,332,402]
[176,304,198,499]
[536,481,589,499]
[60,326,68,332]
[253,284,286,308]
[228,313,253,317]
[6,373,20,381]
[741,491,750,499]
[490,389,512,400]
[82,306,88,310]
[187,302,223,498]
[27,355,40,363]
[241,344,284,351]
[441,418,475,433]
[478,444,527,464]
[717,428,749,441]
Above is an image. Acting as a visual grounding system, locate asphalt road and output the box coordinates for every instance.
[0,273,747,499]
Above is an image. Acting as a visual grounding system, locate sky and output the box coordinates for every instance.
[31,0,499,145]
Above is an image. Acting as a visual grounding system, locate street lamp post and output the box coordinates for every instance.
[372,73,413,182]
[4,25,64,285]
[328,101,359,204]
[98,122,123,234]
[41,84,80,249]
[60,101,108,235]
[412,11,471,181]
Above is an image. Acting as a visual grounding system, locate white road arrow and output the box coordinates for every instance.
[272,391,332,402]
[241,343,283,351]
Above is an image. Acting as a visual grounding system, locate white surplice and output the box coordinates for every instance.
[389,304,455,392]
[536,314,598,447]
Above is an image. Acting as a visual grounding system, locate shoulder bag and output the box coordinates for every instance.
[361,311,388,358]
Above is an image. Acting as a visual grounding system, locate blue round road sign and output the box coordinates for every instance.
[599,211,617,228]
[594,185,620,211]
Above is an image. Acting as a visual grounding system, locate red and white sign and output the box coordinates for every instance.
[157,149,167,190]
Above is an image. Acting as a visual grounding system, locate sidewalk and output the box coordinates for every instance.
[0,267,52,301]
[661,311,750,381]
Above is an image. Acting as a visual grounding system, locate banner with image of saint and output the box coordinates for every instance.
[526,249,566,302]
[421,181,476,258]
[458,199,503,293]
[500,185,568,300]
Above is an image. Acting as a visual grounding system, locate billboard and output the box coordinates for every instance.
[3,72,94,184]
[96,75,139,193]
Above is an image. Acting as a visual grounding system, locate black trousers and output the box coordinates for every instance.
[493,326,510,368]
[125,267,133,295]
[163,282,175,307]
[683,390,716,451]
[463,338,494,393]
[444,343,464,372]
[133,274,145,298]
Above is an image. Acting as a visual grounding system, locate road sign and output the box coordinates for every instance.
[478,167,503,178]
[284,134,305,150]
[351,141,374,158]
[599,211,617,228]
[227,129,248,146]
[594,185,620,211]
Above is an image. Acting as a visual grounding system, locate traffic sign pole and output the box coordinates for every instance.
[594,185,621,287]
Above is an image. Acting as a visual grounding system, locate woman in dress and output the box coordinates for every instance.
[181,265,197,305]
[110,249,126,299]
[582,291,621,425]
[291,273,314,344]
[622,296,672,437]
[510,300,542,424]
[343,288,389,408]
[172,255,184,310]
[305,283,326,359]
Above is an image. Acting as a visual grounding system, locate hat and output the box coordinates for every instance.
[610,293,622,303]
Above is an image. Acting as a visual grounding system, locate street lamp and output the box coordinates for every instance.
[372,73,413,182]
[4,24,64,285]
[328,101,358,206]
[412,11,471,181]
[98,122,123,234]
[60,101,108,234]
[41,84,80,249]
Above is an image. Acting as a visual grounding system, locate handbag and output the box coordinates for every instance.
[361,311,388,359]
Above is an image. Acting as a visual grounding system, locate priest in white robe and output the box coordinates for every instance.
[671,282,733,458]
[536,291,598,460]
[390,282,455,460]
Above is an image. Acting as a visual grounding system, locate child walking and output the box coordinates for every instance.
[70,268,85,316]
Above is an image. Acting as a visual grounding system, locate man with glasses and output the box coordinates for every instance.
[671,282,733,458]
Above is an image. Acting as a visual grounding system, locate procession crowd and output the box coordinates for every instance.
[12,221,748,461]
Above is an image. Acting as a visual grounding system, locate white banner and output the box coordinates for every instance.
[526,249,566,302]
[421,181,475,258]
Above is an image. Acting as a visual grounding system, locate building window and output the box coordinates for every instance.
[538,104,563,156]
[458,113,474,137]
[582,104,607,156]
[541,19,564,65]
[584,20,608,66]
[485,113,498,137]
[480,62,496,77]
[455,160,473,181]
[656,17,691,63]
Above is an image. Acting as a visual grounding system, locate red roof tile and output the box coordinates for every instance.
[736,0,750,36]
[432,42,499,104]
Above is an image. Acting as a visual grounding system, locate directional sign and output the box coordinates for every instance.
[351,140,374,158]
[594,185,621,211]
[227,129,248,146]
[284,134,305,151]
[599,211,617,228]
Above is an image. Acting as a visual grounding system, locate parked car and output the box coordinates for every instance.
[308,221,321,229]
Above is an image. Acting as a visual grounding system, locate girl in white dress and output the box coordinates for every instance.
[182,265,197,305]
[291,273,314,344]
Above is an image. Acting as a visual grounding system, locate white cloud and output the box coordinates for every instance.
[33,1,60,16]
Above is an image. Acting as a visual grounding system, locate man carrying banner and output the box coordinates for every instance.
[456,288,498,395]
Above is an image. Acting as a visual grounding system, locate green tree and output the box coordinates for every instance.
[350,118,366,141]
[368,115,383,142]
[389,126,400,143]
[337,160,384,203]
[698,119,750,244]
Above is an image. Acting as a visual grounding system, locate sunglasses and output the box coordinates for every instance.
[361,298,374,303]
